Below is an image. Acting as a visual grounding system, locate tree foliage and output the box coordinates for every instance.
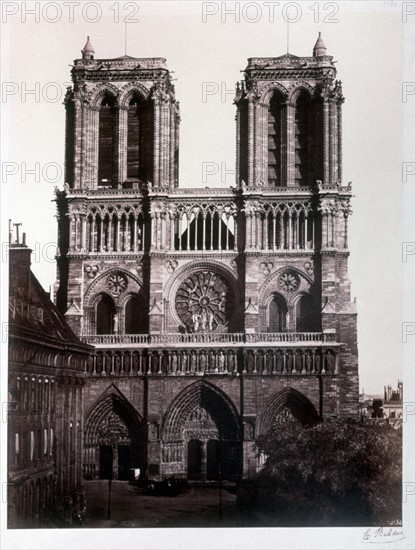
[372,399,384,418]
[254,419,402,526]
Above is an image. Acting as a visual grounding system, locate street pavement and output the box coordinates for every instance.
[84,480,260,528]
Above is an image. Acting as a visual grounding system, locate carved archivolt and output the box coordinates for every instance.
[256,387,320,436]
[287,81,316,101]
[161,380,241,442]
[118,82,150,105]
[88,82,120,107]
[259,81,289,104]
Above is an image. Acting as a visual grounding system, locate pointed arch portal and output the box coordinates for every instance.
[161,382,242,481]
[84,388,145,480]
[258,387,320,436]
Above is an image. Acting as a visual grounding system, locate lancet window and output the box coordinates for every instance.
[98,95,116,187]
[174,206,236,252]
[268,92,285,187]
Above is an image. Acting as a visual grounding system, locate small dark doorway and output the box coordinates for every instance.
[100,445,113,479]
[118,445,131,480]
[187,439,202,480]
[206,439,220,481]
[96,295,115,335]
[268,294,288,332]
[125,296,147,334]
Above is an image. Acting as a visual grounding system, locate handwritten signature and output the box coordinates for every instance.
[362,527,405,544]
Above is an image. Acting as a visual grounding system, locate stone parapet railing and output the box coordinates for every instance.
[81,332,336,346]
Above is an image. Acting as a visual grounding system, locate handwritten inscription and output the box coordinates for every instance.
[362,527,405,544]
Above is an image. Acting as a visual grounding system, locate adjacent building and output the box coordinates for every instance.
[7,228,92,527]
[54,35,359,483]
[384,381,403,421]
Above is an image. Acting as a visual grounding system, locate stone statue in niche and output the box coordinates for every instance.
[190,352,197,374]
[172,352,178,374]
[148,422,158,441]
[218,351,225,372]
[244,422,254,440]
[296,351,302,372]
[315,353,321,373]
[113,314,118,334]
[247,351,254,374]
[306,352,312,373]
[228,352,235,372]
[133,354,139,373]
[199,352,206,373]
[326,351,335,373]
[267,351,273,373]
[276,350,283,373]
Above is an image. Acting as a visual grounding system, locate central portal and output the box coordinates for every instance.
[161,381,243,482]
[187,438,220,481]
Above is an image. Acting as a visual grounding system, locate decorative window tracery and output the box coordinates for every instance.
[175,271,234,332]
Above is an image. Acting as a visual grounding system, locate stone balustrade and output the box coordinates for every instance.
[85,347,338,377]
[81,332,334,346]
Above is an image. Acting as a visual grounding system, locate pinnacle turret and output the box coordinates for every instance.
[81,36,95,60]
[313,32,327,57]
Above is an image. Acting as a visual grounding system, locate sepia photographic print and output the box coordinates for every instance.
[1,1,415,549]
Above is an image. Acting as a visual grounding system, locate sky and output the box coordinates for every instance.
[1,2,415,549]
[1,1,413,398]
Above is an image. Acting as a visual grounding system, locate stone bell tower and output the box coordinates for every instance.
[233,32,358,419]
[56,37,180,329]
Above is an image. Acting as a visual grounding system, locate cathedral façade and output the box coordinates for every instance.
[55,34,358,483]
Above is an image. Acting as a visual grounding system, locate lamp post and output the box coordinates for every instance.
[107,470,113,520]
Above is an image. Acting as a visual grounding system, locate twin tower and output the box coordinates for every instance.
[55,35,358,482]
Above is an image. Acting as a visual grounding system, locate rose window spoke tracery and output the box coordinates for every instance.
[277,270,300,293]
[106,272,128,297]
[175,271,234,332]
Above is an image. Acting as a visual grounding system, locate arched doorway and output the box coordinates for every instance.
[206,440,220,481]
[124,295,147,334]
[258,387,320,436]
[257,388,320,473]
[295,294,319,332]
[268,293,288,332]
[162,381,242,482]
[96,294,115,335]
[187,439,203,480]
[84,389,145,480]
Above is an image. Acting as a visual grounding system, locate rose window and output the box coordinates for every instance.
[106,272,128,297]
[277,270,300,293]
[175,271,234,332]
